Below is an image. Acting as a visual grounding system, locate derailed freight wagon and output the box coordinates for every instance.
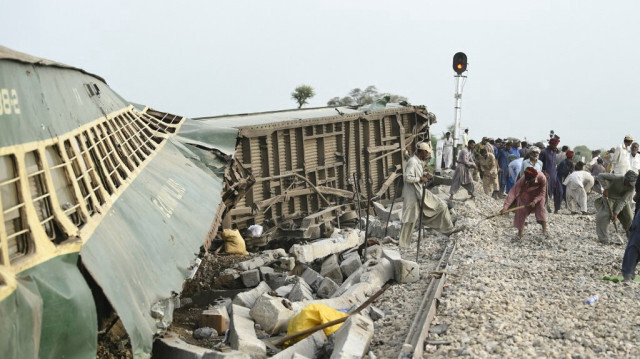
[196,103,435,240]
[0,46,249,358]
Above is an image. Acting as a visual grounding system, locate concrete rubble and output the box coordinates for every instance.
[153,331,250,359]
[270,330,327,359]
[229,304,267,359]
[372,201,403,223]
[249,294,295,335]
[320,254,344,285]
[316,277,339,299]
[233,281,271,308]
[330,314,375,359]
[164,214,421,358]
[237,249,287,271]
[289,229,362,264]
[287,277,314,302]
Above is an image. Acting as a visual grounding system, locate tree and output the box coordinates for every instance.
[291,85,315,109]
[572,145,592,163]
[327,85,408,106]
[327,96,354,106]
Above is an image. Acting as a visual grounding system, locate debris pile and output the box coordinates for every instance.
[158,219,422,358]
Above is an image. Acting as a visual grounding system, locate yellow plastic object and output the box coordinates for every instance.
[285,303,348,345]
[221,229,249,255]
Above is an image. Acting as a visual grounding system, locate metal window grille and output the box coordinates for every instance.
[45,145,84,227]
[25,150,66,243]
[0,154,34,263]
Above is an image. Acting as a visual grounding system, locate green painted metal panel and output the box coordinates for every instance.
[0,253,97,359]
[0,59,129,147]
[81,130,237,358]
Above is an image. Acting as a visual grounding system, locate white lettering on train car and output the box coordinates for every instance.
[0,89,21,116]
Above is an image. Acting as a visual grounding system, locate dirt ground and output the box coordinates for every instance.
[170,252,250,348]
[97,251,250,357]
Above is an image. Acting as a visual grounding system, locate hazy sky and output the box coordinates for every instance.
[3,0,639,149]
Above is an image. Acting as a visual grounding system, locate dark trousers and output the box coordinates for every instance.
[549,177,564,211]
[622,212,640,277]
[499,171,507,193]
[622,235,640,277]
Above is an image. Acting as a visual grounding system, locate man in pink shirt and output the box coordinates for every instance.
[500,167,548,238]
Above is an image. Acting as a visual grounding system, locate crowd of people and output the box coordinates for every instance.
[401,130,640,281]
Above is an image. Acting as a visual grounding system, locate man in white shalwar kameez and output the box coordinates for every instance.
[612,135,633,174]
[442,132,454,169]
[399,142,459,248]
[563,162,594,214]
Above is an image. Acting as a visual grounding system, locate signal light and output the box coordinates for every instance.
[453,52,467,75]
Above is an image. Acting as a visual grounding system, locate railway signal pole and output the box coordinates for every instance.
[452,52,468,151]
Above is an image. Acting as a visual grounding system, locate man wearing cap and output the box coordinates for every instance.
[563,162,594,214]
[500,167,548,238]
[540,137,563,213]
[595,170,638,244]
[442,132,454,169]
[400,142,461,248]
[612,135,634,174]
[450,140,478,199]
[520,146,543,178]
[462,128,469,147]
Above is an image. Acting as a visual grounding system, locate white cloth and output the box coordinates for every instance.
[442,138,454,168]
[612,143,631,174]
[630,153,640,172]
[563,171,594,212]
[462,133,469,146]
[402,155,424,224]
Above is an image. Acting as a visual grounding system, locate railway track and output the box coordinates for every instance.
[398,239,457,359]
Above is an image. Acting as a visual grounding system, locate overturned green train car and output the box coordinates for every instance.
[0,46,243,358]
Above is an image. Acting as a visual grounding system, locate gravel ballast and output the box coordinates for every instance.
[368,184,640,358]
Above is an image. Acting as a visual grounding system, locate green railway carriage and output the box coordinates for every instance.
[0,46,236,358]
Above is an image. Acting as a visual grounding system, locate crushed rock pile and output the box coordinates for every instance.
[365,183,640,358]
[428,185,639,358]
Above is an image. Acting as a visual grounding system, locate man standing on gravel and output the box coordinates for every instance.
[442,132,454,169]
[612,135,633,174]
[563,162,594,214]
[477,148,499,197]
[539,137,563,213]
[450,140,477,199]
[595,170,638,243]
[500,167,548,238]
[400,142,462,248]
